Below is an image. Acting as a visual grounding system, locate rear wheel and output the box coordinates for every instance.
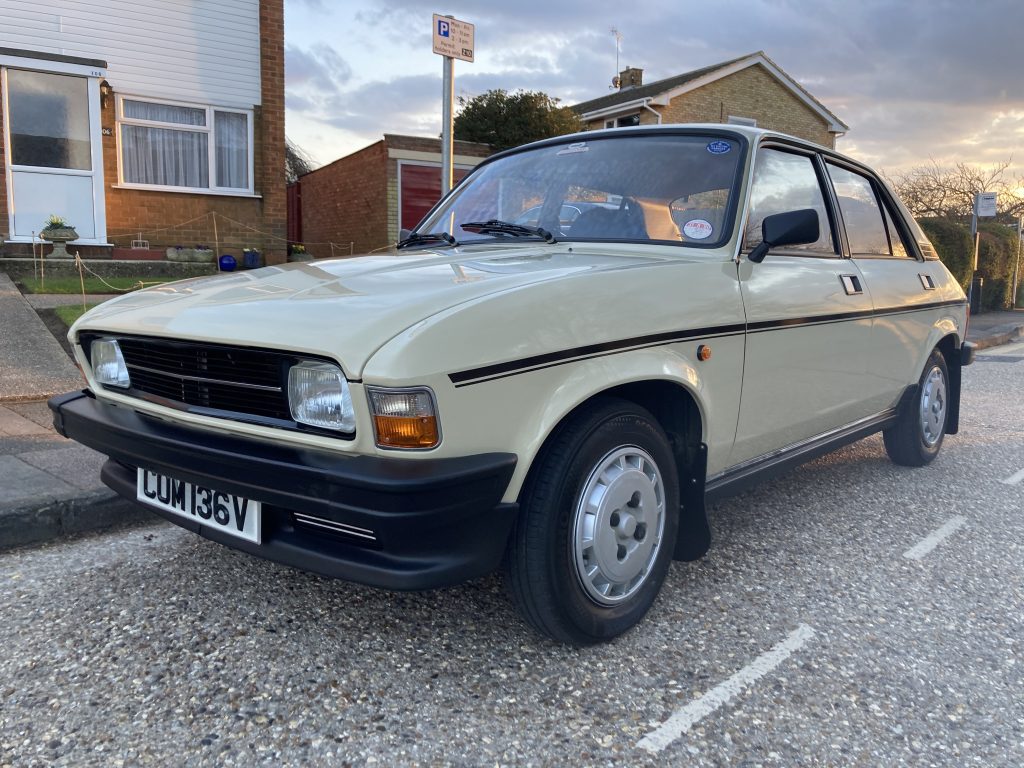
[884,348,948,466]
[504,398,679,645]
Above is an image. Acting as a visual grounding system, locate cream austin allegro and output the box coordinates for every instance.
[50,125,976,645]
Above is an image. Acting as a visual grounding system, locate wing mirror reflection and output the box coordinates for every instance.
[747,209,820,263]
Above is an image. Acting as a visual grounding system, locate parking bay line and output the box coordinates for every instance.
[902,516,967,561]
[1000,468,1024,486]
[636,624,816,753]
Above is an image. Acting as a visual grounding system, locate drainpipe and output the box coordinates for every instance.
[641,99,662,124]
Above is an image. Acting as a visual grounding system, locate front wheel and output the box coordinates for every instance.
[504,398,680,645]
[884,348,949,466]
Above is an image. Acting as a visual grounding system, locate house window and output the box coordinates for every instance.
[616,114,640,127]
[118,97,253,193]
[727,115,757,127]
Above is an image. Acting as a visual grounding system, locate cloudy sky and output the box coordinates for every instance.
[284,0,1024,177]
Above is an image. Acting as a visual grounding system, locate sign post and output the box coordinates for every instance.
[969,191,997,312]
[432,14,474,194]
[1014,216,1023,308]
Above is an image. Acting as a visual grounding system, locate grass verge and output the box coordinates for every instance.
[55,304,99,328]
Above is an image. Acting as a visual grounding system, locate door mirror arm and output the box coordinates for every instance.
[747,208,820,264]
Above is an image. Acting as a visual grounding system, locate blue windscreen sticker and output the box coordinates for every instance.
[707,140,732,155]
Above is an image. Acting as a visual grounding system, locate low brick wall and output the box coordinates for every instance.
[0,259,218,281]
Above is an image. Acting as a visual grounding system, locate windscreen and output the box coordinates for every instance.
[418,134,745,247]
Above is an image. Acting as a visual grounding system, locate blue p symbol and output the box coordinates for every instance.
[438,20,450,36]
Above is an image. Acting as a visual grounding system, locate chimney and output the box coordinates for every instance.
[618,67,643,89]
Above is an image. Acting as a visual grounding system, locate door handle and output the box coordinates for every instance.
[918,273,936,290]
[840,274,863,295]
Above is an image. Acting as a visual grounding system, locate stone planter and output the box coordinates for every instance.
[166,247,215,263]
[167,247,191,262]
[41,227,79,259]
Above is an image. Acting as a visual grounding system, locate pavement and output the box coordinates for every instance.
[0,265,1022,554]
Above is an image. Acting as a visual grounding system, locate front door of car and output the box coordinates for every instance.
[730,145,875,468]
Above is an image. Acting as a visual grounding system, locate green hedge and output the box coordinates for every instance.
[918,218,972,291]
[917,218,1021,310]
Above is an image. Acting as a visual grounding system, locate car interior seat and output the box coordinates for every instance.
[568,203,647,239]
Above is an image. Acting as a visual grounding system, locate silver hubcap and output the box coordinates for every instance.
[920,365,946,447]
[572,446,666,606]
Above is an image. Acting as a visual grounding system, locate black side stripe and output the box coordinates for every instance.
[448,325,746,386]
[448,299,966,387]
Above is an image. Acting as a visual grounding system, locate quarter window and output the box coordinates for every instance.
[118,97,252,193]
[744,148,835,254]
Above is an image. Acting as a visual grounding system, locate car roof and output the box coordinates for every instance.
[485,123,850,168]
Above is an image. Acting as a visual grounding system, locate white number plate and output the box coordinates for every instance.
[136,468,261,544]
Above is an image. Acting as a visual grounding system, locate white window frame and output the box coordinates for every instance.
[728,115,758,127]
[115,94,255,196]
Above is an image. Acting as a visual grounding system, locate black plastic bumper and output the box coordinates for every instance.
[49,391,519,590]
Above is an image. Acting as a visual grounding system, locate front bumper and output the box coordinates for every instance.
[49,391,518,590]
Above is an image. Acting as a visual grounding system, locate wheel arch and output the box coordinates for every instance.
[518,377,712,562]
[520,379,705,501]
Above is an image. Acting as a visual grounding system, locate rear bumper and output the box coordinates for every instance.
[49,391,518,590]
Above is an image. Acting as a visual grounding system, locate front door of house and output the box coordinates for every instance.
[3,67,106,243]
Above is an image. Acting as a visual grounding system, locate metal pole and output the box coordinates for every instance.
[441,54,454,193]
[968,207,979,311]
[1013,215,1023,308]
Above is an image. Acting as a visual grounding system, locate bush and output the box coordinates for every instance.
[978,222,1018,310]
[916,218,1020,310]
[918,218,972,290]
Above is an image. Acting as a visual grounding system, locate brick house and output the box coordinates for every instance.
[573,51,848,148]
[292,134,492,256]
[0,0,286,262]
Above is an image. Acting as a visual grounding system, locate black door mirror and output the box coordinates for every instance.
[748,209,820,263]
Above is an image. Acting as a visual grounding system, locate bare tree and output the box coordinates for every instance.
[286,138,317,184]
[886,159,1024,222]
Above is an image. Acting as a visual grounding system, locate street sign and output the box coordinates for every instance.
[432,14,474,62]
[975,192,997,218]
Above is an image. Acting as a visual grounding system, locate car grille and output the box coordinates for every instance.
[87,335,300,422]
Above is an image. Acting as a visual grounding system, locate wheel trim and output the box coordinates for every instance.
[919,365,947,447]
[572,446,666,606]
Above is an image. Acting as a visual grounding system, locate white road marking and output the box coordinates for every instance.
[636,624,815,753]
[902,516,967,560]
[1000,468,1024,486]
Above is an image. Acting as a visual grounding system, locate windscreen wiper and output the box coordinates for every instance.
[459,220,556,243]
[396,231,458,249]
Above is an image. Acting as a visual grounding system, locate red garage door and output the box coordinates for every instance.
[399,163,471,231]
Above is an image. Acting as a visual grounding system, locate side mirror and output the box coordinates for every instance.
[399,228,413,241]
[748,209,820,263]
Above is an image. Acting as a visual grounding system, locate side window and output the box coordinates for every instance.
[745,148,835,254]
[880,202,911,259]
[826,163,893,257]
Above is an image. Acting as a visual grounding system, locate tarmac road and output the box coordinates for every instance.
[2,341,1023,767]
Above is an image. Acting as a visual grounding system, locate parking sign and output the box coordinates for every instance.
[432,14,474,62]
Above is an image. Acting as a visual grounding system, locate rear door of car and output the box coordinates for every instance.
[823,160,948,411]
[730,142,875,468]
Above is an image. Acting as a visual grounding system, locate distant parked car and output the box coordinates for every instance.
[51,125,975,645]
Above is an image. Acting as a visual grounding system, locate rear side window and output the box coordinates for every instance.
[744,148,835,254]
[826,163,910,258]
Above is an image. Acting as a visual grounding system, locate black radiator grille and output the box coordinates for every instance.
[91,336,300,421]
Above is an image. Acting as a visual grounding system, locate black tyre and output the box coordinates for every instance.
[504,398,680,645]
[883,348,949,467]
